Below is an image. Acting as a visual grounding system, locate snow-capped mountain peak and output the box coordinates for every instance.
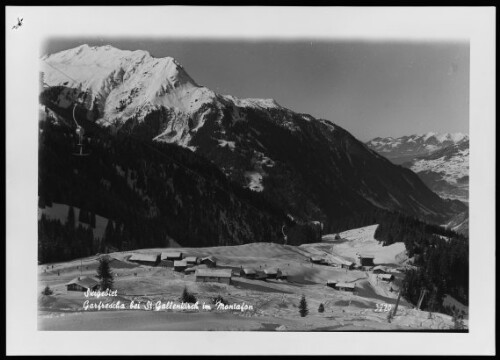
[40,44,291,154]
[41,45,291,124]
[41,44,215,124]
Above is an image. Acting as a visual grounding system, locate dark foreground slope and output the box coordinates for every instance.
[38,116,322,263]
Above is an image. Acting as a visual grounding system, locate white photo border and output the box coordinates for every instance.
[6,6,495,355]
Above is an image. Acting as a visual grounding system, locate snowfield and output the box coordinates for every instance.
[37,225,464,331]
[410,148,469,185]
[40,44,293,153]
[320,224,408,265]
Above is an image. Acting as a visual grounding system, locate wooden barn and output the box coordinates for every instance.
[240,267,257,279]
[254,270,268,280]
[310,256,326,264]
[200,256,217,268]
[174,260,188,272]
[184,267,196,274]
[377,274,394,282]
[277,271,288,280]
[341,261,354,270]
[129,253,160,266]
[326,280,337,288]
[160,259,174,268]
[161,252,183,261]
[66,276,99,292]
[195,269,232,284]
[264,268,279,279]
[358,254,375,267]
[335,282,356,292]
[184,256,198,266]
[373,265,388,274]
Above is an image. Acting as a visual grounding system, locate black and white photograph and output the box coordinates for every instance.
[6,6,495,356]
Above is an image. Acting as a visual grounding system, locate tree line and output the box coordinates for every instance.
[374,213,468,313]
[38,111,321,264]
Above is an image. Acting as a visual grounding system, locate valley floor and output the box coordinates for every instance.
[38,225,465,331]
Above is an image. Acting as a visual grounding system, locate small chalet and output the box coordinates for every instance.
[254,270,268,280]
[195,269,232,284]
[129,253,160,266]
[377,274,394,282]
[264,268,279,279]
[341,261,354,270]
[358,254,375,267]
[184,256,198,266]
[161,252,183,261]
[174,260,188,272]
[277,271,288,280]
[326,280,337,288]
[66,276,99,292]
[240,267,257,279]
[200,256,217,268]
[373,265,388,274]
[160,259,174,268]
[335,282,356,292]
[310,256,326,264]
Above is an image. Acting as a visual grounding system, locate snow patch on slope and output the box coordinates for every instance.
[244,171,264,192]
[217,139,236,150]
[411,149,469,184]
[322,224,407,265]
[222,95,281,110]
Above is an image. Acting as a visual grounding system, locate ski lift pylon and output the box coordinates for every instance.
[72,103,90,157]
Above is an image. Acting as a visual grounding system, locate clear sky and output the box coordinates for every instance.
[44,38,469,141]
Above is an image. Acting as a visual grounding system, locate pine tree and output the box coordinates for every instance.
[92,98,100,120]
[79,208,89,224]
[38,196,46,209]
[114,222,123,248]
[387,311,393,323]
[299,295,308,317]
[66,206,75,229]
[318,303,325,313]
[42,285,53,295]
[181,287,197,304]
[104,219,115,247]
[452,311,465,330]
[90,212,96,228]
[96,257,114,290]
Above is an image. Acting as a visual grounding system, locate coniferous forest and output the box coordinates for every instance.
[38,109,468,315]
[318,208,468,314]
[38,115,321,264]
[374,215,468,313]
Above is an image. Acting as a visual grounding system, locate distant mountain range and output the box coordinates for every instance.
[366,133,469,205]
[366,132,468,164]
[39,45,465,247]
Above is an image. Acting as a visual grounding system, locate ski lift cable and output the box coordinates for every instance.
[43,60,80,85]
[40,60,278,220]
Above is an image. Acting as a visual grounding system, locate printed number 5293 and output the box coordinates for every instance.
[374,303,392,312]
